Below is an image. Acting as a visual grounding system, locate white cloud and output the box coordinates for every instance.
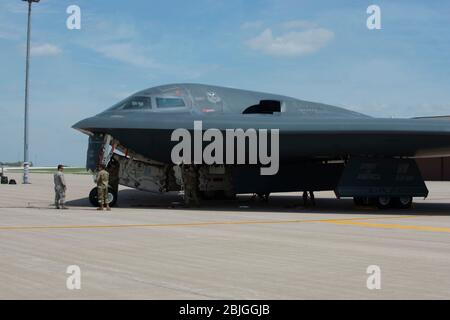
[0,2,27,14]
[76,18,217,78]
[246,26,334,57]
[245,20,334,57]
[78,20,161,70]
[0,29,14,40]
[92,42,160,69]
[0,2,57,15]
[0,30,12,39]
[31,43,62,56]
[241,21,263,30]
[0,21,22,40]
[281,20,318,30]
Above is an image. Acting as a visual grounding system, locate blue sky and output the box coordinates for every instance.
[1,0,449,166]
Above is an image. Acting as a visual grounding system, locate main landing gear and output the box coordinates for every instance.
[353,196,413,209]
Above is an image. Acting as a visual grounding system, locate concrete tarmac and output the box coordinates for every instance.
[0,173,449,299]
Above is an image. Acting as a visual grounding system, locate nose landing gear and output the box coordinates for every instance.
[89,186,118,207]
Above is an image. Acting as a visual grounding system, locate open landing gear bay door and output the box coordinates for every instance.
[86,135,103,171]
[335,158,429,198]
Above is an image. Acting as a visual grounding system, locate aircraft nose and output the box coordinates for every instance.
[72,116,96,132]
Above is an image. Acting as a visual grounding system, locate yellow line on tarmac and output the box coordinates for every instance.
[0,215,413,231]
[323,220,450,233]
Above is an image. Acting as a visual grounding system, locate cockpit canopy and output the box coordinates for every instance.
[101,83,370,119]
[107,95,187,111]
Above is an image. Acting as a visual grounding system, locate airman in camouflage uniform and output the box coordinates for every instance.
[96,164,110,211]
[54,164,67,209]
[182,164,200,207]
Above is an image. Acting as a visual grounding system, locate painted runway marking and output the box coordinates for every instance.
[0,215,417,232]
[323,220,450,233]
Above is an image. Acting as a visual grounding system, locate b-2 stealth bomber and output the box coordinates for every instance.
[73,83,450,209]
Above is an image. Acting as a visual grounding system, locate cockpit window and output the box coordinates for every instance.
[156,97,186,108]
[122,96,152,110]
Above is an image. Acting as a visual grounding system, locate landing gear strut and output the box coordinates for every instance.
[257,192,270,202]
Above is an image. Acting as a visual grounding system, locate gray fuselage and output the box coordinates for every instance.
[73,83,450,163]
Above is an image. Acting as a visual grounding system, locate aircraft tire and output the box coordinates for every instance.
[353,197,365,206]
[375,196,392,209]
[89,187,118,207]
[392,196,413,209]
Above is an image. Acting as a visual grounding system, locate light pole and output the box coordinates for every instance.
[22,0,40,184]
